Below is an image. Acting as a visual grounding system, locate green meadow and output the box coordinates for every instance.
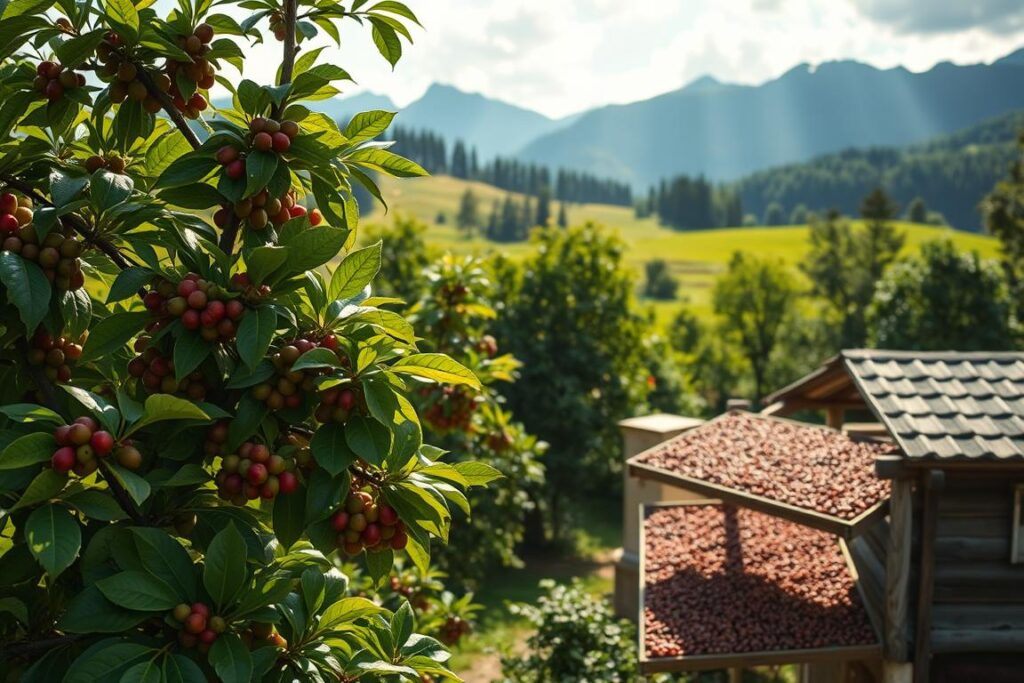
[365,175,1000,322]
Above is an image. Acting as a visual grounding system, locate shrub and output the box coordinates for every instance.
[0,2,499,680]
[499,580,641,683]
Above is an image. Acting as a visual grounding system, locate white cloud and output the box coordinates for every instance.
[226,0,1024,118]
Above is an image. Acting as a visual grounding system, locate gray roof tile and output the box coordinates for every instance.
[842,351,1024,461]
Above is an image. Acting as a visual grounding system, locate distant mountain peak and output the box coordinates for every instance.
[681,74,721,92]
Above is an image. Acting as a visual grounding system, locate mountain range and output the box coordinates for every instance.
[324,47,1024,187]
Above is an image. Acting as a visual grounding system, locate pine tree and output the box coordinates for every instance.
[557,202,568,228]
[456,189,480,237]
[536,186,552,227]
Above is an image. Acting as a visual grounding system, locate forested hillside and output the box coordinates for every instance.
[735,112,1024,230]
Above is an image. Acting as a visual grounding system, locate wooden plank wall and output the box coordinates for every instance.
[930,473,1024,654]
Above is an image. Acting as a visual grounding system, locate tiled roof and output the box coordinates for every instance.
[630,412,893,522]
[842,350,1024,460]
[642,504,877,663]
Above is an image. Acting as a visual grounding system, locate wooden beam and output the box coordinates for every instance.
[912,470,944,683]
[884,478,913,661]
[875,455,911,481]
[639,644,883,675]
[931,629,1024,654]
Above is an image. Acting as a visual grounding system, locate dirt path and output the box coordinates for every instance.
[454,550,618,682]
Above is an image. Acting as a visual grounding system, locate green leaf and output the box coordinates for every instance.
[329,241,381,301]
[310,422,355,476]
[59,585,150,633]
[369,17,402,67]
[131,527,198,600]
[12,468,67,510]
[0,403,62,425]
[96,570,181,611]
[126,394,209,436]
[145,132,195,179]
[290,347,342,372]
[80,310,151,363]
[208,633,252,683]
[63,641,152,682]
[345,415,391,467]
[59,288,92,339]
[64,489,127,521]
[391,353,480,388]
[364,547,393,587]
[343,110,395,144]
[105,461,151,505]
[61,386,121,433]
[172,331,210,381]
[204,523,247,608]
[106,267,153,303]
[348,147,427,178]
[0,431,56,470]
[235,306,277,368]
[271,482,306,549]
[0,252,51,333]
[155,154,218,189]
[227,395,267,450]
[453,461,504,486]
[246,245,288,284]
[319,596,383,630]
[120,659,162,683]
[25,503,80,578]
[284,227,349,273]
[391,600,415,646]
[163,654,207,683]
[49,168,89,207]
[0,596,28,625]
[244,150,278,198]
[104,0,139,43]
[90,169,134,211]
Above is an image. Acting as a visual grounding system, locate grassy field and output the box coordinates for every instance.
[364,175,1000,322]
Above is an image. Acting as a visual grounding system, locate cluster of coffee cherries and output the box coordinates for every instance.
[164,23,217,117]
[0,192,33,233]
[267,10,290,41]
[96,37,167,114]
[439,616,472,646]
[83,153,127,174]
[0,205,85,291]
[171,602,225,651]
[476,334,498,357]
[28,329,83,384]
[32,60,84,101]
[228,272,272,302]
[143,273,245,342]
[213,440,300,505]
[213,187,321,232]
[128,338,208,399]
[331,488,408,556]
[251,336,337,411]
[419,385,477,433]
[50,417,140,475]
[239,622,287,650]
[314,384,359,424]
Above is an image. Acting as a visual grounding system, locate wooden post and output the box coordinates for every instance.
[884,478,913,660]
[912,470,944,683]
[826,405,844,429]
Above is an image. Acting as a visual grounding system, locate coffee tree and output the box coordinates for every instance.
[0,0,500,680]
[408,256,546,589]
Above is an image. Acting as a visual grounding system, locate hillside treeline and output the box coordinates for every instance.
[389,125,633,207]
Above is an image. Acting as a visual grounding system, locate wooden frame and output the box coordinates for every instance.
[627,410,891,540]
[1012,484,1024,565]
[628,459,888,540]
[636,501,883,675]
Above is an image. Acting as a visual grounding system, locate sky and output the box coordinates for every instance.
[241,0,1024,119]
